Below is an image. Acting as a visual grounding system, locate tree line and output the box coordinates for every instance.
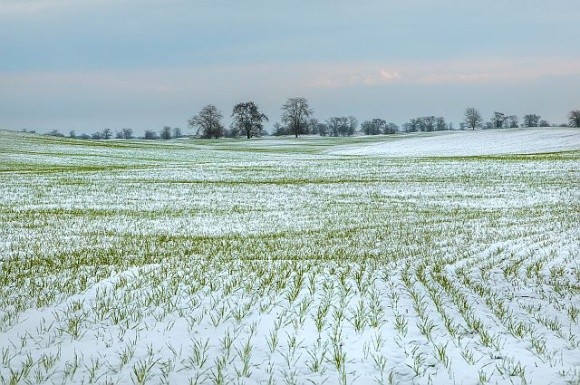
[460,108,574,130]
[39,98,580,139]
[40,126,184,140]
[186,99,580,139]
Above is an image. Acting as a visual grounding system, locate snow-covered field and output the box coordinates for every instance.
[329,128,580,157]
[0,129,579,385]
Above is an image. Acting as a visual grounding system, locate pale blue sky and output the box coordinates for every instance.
[1,0,579,133]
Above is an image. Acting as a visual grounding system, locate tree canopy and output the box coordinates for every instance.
[464,108,483,130]
[569,110,580,127]
[188,105,224,139]
[281,97,313,138]
[231,101,268,139]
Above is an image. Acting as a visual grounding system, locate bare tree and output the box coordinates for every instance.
[491,112,508,129]
[102,128,112,139]
[160,126,172,140]
[271,122,289,136]
[122,128,133,139]
[281,97,313,138]
[422,116,436,132]
[327,117,343,137]
[188,105,224,139]
[306,118,328,136]
[327,116,357,137]
[348,116,358,135]
[568,110,580,127]
[45,130,65,137]
[404,118,420,132]
[173,127,182,138]
[523,114,541,127]
[144,130,158,139]
[507,115,519,128]
[386,122,398,134]
[435,117,446,131]
[464,107,483,130]
[539,119,550,127]
[231,101,269,139]
[361,118,386,135]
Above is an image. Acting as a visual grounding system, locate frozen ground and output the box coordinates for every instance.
[0,129,579,385]
[328,128,580,157]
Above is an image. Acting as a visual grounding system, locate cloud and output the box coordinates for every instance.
[410,58,580,85]
[0,0,142,14]
[308,65,402,88]
[0,0,77,13]
[306,57,580,88]
[2,57,580,98]
[1,56,579,132]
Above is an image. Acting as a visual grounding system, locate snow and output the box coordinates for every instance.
[0,129,579,384]
[328,128,580,157]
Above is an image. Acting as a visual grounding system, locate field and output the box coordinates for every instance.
[0,128,579,385]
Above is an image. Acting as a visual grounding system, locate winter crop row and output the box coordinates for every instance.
[0,131,578,384]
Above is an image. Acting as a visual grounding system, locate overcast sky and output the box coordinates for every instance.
[1,0,579,134]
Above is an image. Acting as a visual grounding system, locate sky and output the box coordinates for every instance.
[1,0,579,134]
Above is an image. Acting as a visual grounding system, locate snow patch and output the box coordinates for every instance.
[328,128,580,157]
